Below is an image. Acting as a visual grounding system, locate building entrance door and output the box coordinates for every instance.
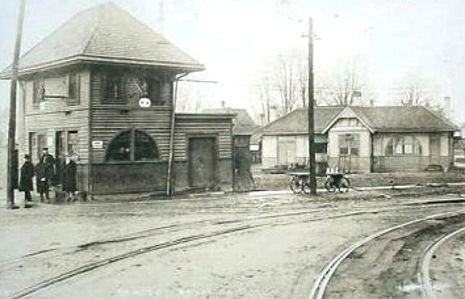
[188,137,217,188]
[430,135,440,163]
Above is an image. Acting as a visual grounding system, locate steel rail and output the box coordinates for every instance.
[419,226,465,299]
[308,212,461,299]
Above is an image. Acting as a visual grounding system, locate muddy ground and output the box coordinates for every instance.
[2,189,465,298]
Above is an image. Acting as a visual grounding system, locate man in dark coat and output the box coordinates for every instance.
[35,160,49,202]
[19,154,34,204]
[62,154,77,202]
[40,147,55,186]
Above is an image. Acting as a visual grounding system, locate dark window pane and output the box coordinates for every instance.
[106,131,131,161]
[351,147,359,156]
[68,73,78,99]
[148,79,164,105]
[340,147,349,155]
[135,130,158,160]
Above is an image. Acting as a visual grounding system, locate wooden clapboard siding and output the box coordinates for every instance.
[23,67,90,115]
[90,108,173,163]
[174,115,234,160]
[24,109,89,163]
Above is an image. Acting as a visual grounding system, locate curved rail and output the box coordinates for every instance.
[419,226,465,299]
[308,212,460,299]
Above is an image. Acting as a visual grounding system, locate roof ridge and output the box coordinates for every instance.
[81,3,106,54]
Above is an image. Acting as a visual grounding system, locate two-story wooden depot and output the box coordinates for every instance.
[0,3,234,195]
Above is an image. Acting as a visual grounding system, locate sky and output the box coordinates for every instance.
[0,0,464,124]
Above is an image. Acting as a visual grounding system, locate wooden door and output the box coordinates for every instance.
[188,138,216,188]
[430,135,440,163]
[278,139,296,166]
[37,134,47,160]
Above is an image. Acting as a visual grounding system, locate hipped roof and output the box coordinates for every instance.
[202,108,259,135]
[1,2,204,78]
[261,107,345,135]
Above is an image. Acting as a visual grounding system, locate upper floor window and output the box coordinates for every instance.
[339,133,360,156]
[104,73,126,104]
[67,73,80,105]
[33,79,45,105]
[147,78,162,104]
[385,136,422,156]
[105,129,159,162]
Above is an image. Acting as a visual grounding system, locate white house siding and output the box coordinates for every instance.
[327,119,371,173]
[262,134,328,168]
[262,136,278,168]
[372,133,452,172]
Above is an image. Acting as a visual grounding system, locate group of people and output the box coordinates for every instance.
[19,148,77,205]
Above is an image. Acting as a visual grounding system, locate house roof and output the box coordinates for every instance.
[348,106,457,133]
[0,2,204,78]
[259,105,457,137]
[202,108,259,135]
[261,107,345,135]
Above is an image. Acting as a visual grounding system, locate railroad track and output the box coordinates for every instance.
[419,226,465,299]
[5,198,465,298]
[4,205,426,298]
[309,212,465,299]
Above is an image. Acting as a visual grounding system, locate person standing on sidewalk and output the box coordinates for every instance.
[40,147,55,187]
[19,154,34,206]
[35,160,49,202]
[62,154,77,202]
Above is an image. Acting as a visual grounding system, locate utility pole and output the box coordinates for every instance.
[307,17,317,195]
[6,0,26,209]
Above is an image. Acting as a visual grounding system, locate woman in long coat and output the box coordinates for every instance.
[19,155,34,202]
[62,155,77,202]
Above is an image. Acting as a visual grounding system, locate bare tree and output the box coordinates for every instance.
[176,81,206,113]
[400,84,424,106]
[254,48,309,121]
[323,57,365,106]
[258,74,273,124]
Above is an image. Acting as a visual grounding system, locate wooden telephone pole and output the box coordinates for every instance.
[6,0,26,209]
[307,17,317,195]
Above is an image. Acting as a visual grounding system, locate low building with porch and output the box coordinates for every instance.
[1,3,234,196]
[259,105,457,173]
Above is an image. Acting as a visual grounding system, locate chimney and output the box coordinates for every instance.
[369,99,374,107]
[221,100,226,108]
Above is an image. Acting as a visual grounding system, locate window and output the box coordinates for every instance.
[385,136,422,156]
[339,134,360,156]
[147,79,161,101]
[68,73,80,104]
[33,79,45,105]
[105,129,158,161]
[104,73,125,104]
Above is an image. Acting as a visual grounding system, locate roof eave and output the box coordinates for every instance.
[0,55,205,79]
[375,128,456,133]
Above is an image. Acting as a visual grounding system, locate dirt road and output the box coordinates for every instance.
[1,192,465,298]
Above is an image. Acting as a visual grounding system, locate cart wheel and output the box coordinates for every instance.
[289,177,302,193]
[302,182,311,194]
[339,177,350,193]
[325,177,336,193]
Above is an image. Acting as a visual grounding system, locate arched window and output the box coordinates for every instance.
[105,129,159,161]
[385,136,422,156]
